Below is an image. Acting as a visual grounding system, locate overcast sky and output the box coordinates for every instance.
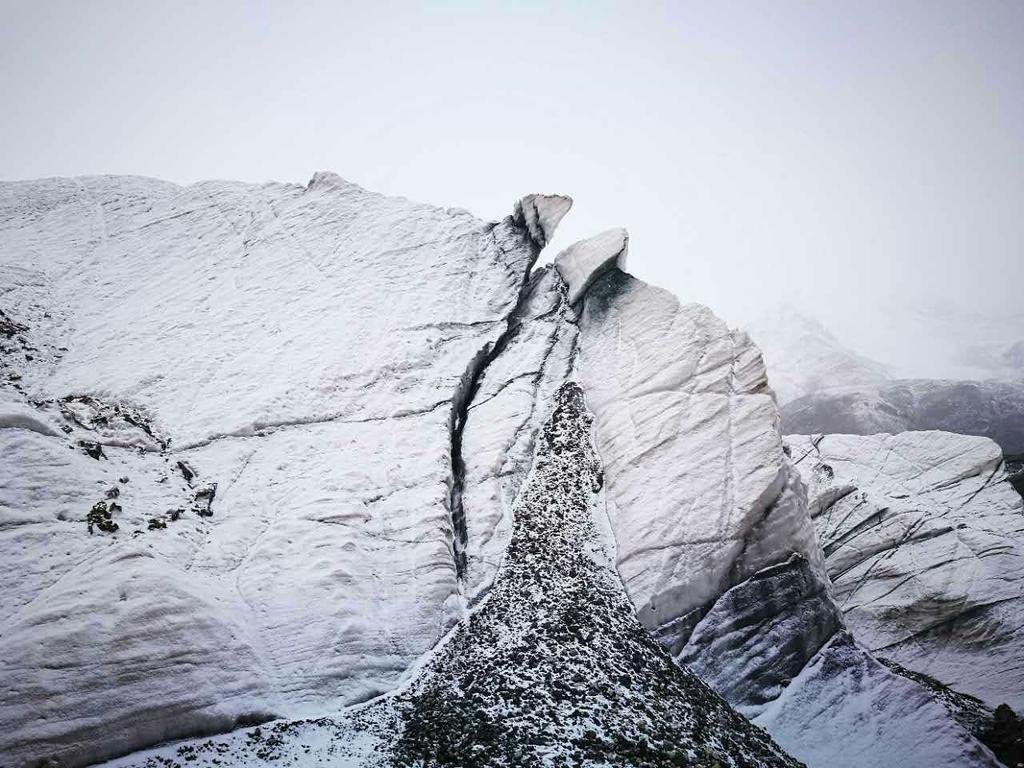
[2,1,1021,378]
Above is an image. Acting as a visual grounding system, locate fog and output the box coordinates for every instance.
[2,0,1021,378]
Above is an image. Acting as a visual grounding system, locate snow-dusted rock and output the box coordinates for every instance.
[101,384,802,768]
[1008,456,1024,498]
[553,227,628,305]
[790,430,1024,711]
[0,174,566,766]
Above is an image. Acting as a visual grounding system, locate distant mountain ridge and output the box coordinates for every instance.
[745,306,890,404]
[782,379,1024,455]
[745,307,1024,457]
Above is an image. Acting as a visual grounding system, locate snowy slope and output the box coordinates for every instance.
[746,308,1024,457]
[782,379,1024,456]
[790,431,1024,711]
[746,304,1024,405]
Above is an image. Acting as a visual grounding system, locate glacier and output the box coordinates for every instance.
[0,173,1014,768]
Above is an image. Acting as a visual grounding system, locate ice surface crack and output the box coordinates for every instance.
[447,231,543,581]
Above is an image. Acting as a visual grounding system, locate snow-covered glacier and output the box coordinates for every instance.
[1,173,1013,768]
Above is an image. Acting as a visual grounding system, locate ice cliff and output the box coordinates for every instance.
[790,431,1024,712]
[0,174,1011,768]
[102,383,801,768]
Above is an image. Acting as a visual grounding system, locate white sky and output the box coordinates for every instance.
[2,1,1022,377]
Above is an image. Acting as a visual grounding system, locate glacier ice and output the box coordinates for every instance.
[1,173,1016,768]
[755,632,1000,768]
[100,383,801,768]
[511,193,573,249]
[458,265,579,601]
[553,226,628,305]
[573,268,828,631]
